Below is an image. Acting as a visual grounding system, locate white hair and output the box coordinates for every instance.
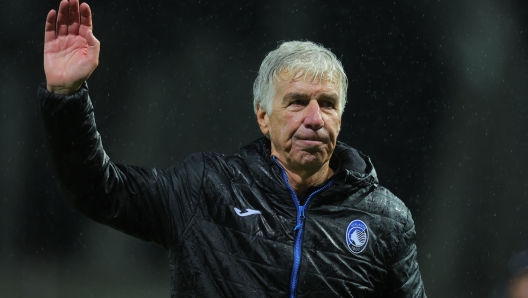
[253,41,348,115]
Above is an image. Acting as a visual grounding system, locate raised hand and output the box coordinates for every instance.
[44,0,100,95]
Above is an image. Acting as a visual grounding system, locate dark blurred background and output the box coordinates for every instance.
[1,0,528,297]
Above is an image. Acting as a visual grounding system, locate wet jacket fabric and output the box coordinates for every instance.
[39,81,426,297]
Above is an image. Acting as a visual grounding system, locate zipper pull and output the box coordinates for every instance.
[294,206,305,231]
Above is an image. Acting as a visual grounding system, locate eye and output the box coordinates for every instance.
[290,99,307,106]
[319,100,336,109]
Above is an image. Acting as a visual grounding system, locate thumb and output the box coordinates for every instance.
[85,29,99,47]
[85,29,100,57]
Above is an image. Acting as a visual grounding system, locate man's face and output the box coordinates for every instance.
[257,72,342,173]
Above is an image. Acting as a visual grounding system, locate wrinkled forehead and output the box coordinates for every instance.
[277,67,340,84]
[274,69,341,95]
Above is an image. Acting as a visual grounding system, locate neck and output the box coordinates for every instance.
[275,158,334,199]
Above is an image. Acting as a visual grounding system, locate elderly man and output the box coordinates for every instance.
[40,0,426,297]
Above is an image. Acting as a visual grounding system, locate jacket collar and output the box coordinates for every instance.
[235,137,378,191]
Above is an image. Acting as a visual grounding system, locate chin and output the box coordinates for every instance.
[295,153,327,167]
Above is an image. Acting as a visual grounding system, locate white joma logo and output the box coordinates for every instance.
[234,207,261,217]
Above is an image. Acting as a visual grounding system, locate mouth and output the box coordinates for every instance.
[292,130,330,148]
[294,137,326,148]
[297,138,323,144]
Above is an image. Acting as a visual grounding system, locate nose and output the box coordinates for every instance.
[303,100,324,130]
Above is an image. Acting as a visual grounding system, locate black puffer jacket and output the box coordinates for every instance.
[39,81,426,297]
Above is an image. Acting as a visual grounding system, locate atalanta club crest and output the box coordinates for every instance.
[345,219,369,254]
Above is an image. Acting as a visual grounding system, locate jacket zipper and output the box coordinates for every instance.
[272,157,336,298]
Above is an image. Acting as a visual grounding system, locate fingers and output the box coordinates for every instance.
[80,3,93,32]
[44,10,57,43]
[56,0,69,36]
[68,0,81,35]
[50,0,89,38]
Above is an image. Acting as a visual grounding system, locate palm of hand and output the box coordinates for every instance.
[44,0,99,94]
[44,34,94,90]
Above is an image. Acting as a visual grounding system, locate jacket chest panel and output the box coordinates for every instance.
[202,181,295,237]
[298,208,389,293]
[170,180,305,294]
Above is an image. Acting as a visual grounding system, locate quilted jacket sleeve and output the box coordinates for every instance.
[387,208,427,297]
[39,81,204,249]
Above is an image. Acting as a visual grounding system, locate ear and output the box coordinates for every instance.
[256,105,270,136]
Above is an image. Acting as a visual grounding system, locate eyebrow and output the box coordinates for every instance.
[283,93,309,102]
[283,92,339,103]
